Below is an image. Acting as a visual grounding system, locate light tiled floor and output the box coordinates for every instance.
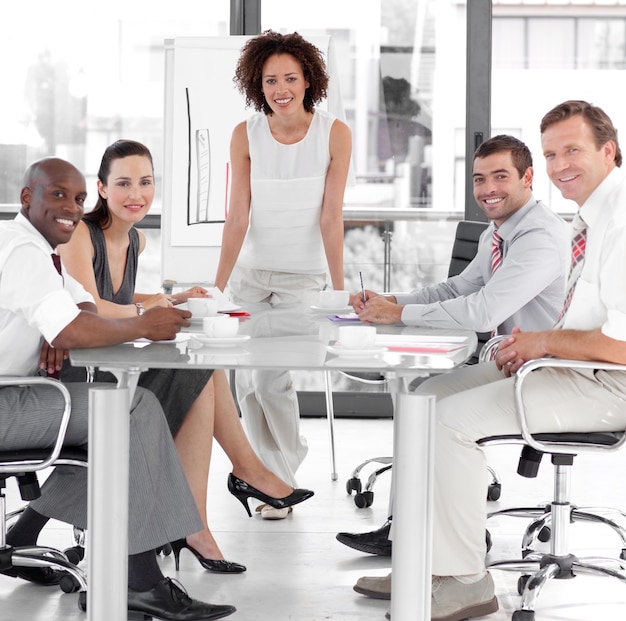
[2,416,626,620]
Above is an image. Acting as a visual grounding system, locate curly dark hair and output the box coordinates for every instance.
[234,30,329,115]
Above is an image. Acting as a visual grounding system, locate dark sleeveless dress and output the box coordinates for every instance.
[61,220,213,436]
[86,219,139,305]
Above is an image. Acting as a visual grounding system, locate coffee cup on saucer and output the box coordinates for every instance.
[203,315,239,338]
[338,325,376,349]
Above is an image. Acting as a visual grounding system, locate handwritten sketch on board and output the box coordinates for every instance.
[163,34,346,248]
[193,124,211,223]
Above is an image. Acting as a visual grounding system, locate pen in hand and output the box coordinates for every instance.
[359,271,366,304]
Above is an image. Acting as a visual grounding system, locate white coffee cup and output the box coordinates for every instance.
[203,315,239,338]
[318,289,350,308]
[188,298,219,317]
[338,325,376,349]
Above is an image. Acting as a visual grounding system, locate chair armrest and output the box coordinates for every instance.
[478,335,509,363]
[0,376,72,474]
[513,358,626,455]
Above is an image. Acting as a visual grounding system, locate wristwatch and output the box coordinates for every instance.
[134,303,146,316]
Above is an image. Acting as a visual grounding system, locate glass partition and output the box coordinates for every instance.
[261,0,468,294]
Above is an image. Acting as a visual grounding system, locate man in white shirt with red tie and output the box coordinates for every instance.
[359,101,626,621]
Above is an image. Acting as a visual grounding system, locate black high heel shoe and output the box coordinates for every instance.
[170,539,246,574]
[227,473,314,517]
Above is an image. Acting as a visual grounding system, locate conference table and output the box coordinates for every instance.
[69,302,477,621]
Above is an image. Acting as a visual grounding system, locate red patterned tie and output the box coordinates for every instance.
[554,214,587,328]
[490,230,503,336]
[491,230,503,275]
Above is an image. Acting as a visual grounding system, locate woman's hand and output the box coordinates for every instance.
[141,293,174,310]
[171,286,209,304]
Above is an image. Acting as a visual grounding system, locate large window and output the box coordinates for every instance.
[0,2,231,207]
[494,16,626,70]
[491,4,626,214]
[2,1,469,296]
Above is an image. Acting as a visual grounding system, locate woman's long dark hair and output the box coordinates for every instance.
[84,139,154,229]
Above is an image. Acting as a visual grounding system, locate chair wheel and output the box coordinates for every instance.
[485,529,492,553]
[354,491,373,508]
[60,573,81,593]
[517,574,530,595]
[537,526,551,542]
[346,477,362,495]
[512,608,535,621]
[486,483,501,501]
[64,545,85,565]
[156,544,172,556]
[78,590,87,612]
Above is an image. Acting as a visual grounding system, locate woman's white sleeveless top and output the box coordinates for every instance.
[237,108,335,273]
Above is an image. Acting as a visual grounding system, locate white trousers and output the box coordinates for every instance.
[230,266,326,485]
[412,361,626,576]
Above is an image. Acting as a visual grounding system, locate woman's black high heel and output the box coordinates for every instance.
[170,539,246,574]
[227,473,314,517]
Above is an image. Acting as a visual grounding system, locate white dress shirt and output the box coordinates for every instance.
[0,214,94,376]
[564,166,626,341]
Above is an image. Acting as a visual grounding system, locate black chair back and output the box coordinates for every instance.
[447,220,489,362]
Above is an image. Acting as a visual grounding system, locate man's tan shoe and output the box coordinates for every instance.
[431,573,498,621]
[353,573,391,600]
[383,573,498,621]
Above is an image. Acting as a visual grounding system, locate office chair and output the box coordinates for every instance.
[341,220,493,507]
[484,357,626,621]
[0,376,87,606]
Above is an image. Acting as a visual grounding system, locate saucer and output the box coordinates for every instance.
[133,333,191,344]
[310,304,353,314]
[326,344,387,358]
[191,334,251,347]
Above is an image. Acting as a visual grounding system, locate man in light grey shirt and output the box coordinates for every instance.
[338,135,571,572]
[353,135,570,335]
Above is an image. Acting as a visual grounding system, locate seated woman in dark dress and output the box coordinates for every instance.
[59,139,313,573]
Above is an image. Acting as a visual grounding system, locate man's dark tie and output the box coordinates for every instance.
[51,253,63,277]
[49,253,63,378]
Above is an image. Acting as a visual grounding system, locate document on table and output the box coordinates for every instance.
[327,313,360,322]
[374,334,468,354]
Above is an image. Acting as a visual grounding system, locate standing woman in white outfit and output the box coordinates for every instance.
[214,30,352,517]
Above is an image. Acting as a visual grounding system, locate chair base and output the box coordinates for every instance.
[345,457,392,508]
[1,544,87,594]
[346,457,501,508]
[490,551,626,619]
[488,504,626,558]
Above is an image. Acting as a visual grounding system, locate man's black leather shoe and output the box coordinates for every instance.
[336,519,392,556]
[127,577,236,621]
